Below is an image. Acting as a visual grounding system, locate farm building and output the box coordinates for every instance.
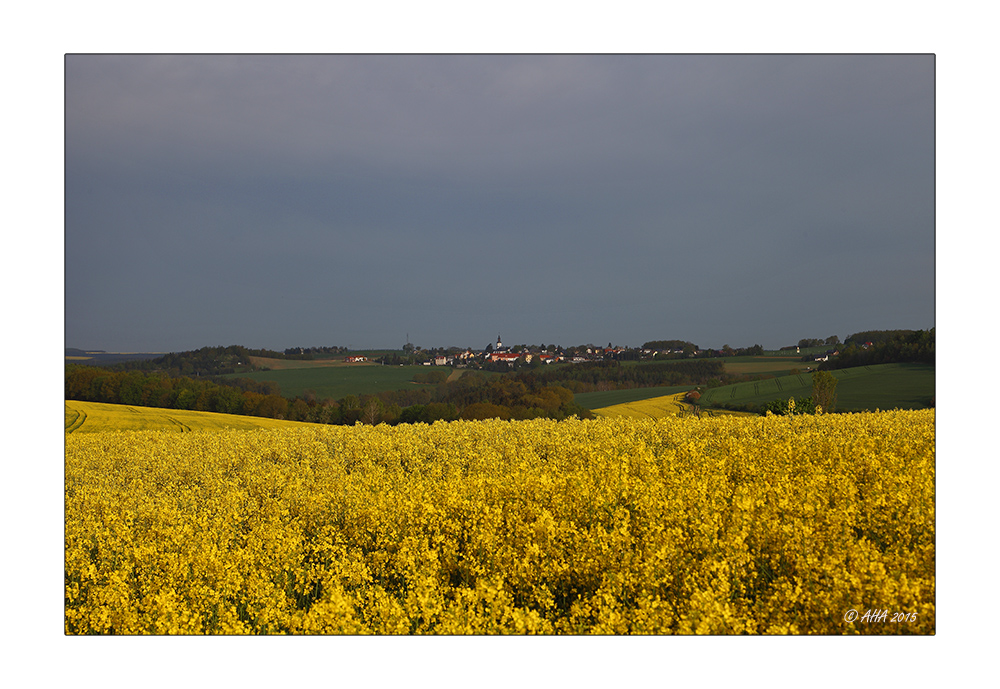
[488,352,531,364]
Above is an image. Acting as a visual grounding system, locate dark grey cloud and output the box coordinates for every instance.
[66,54,933,351]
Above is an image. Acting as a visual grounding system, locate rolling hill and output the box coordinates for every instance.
[697,363,934,412]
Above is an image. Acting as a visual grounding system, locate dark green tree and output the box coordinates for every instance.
[339,395,362,425]
[812,370,838,413]
[761,396,816,416]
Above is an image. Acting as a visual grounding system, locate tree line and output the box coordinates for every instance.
[520,359,748,393]
[843,330,923,346]
[819,329,934,370]
[66,356,757,426]
[99,344,352,378]
[65,364,294,418]
[64,363,593,425]
[642,340,699,352]
[106,345,272,377]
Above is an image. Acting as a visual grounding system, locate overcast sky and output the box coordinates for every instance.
[65,54,934,352]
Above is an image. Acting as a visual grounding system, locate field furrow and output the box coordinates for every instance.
[65,405,87,433]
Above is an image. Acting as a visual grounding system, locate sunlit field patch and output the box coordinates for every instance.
[593,392,755,419]
[65,400,319,433]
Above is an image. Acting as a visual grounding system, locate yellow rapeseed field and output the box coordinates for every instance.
[65,410,934,634]
[65,400,318,433]
[593,392,754,419]
[591,392,691,419]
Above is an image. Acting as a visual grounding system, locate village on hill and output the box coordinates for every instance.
[349,334,769,369]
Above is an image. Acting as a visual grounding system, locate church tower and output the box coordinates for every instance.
[496,334,503,351]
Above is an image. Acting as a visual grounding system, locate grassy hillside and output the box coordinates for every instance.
[573,357,816,409]
[719,355,812,375]
[65,400,321,433]
[247,352,401,371]
[639,354,817,375]
[697,363,934,412]
[223,363,435,400]
[247,356,361,371]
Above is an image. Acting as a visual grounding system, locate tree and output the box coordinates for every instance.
[255,394,289,420]
[361,397,385,425]
[761,396,815,416]
[213,385,246,415]
[175,385,199,410]
[422,402,458,423]
[289,398,311,421]
[382,403,402,425]
[812,370,838,413]
[340,395,362,425]
[118,372,146,406]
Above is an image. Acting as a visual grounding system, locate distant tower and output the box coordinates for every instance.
[496,334,503,351]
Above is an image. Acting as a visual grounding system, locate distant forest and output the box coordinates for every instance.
[819,329,934,370]
[524,359,735,392]
[69,345,358,377]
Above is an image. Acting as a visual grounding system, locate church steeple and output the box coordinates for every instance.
[496,334,503,351]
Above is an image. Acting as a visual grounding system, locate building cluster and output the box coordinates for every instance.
[344,334,768,367]
[419,335,641,367]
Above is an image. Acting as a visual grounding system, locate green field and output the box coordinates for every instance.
[247,352,402,370]
[223,363,445,400]
[719,355,813,375]
[697,363,934,412]
[755,346,831,357]
[617,354,816,375]
[65,400,320,433]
